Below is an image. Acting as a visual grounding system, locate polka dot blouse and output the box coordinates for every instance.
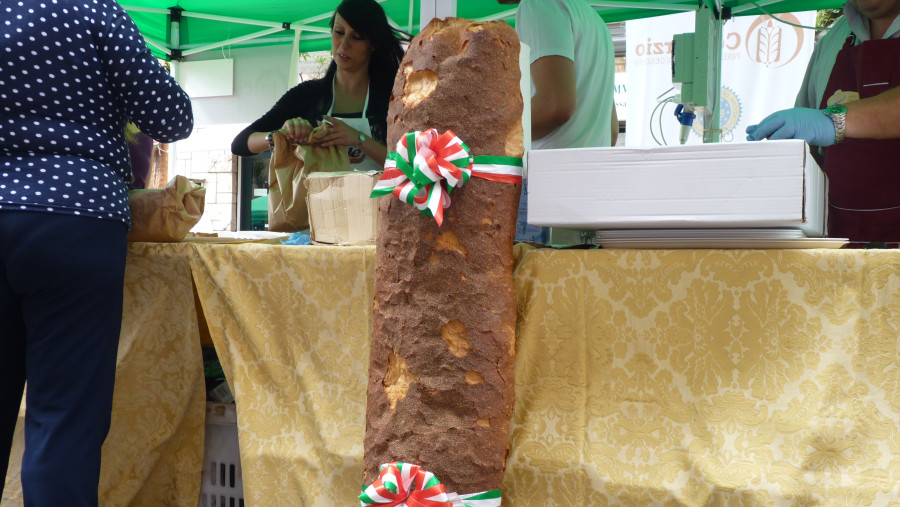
[0,0,193,225]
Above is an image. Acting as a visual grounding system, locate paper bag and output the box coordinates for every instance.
[267,127,350,232]
[127,175,205,242]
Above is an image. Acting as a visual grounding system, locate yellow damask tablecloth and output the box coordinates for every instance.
[189,243,376,507]
[190,245,900,505]
[509,248,900,505]
[2,243,206,507]
[7,244,900,506]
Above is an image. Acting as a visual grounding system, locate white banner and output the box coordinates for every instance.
[625,11,816,146]
[615,72,627,123]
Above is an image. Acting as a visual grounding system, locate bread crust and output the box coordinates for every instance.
[364,17,524,494]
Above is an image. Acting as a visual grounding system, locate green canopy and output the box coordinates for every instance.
[119,0,843,61]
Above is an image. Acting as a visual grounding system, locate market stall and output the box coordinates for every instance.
[6,1,872,505]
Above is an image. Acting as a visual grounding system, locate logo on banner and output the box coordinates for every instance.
[692,86,742,139]
[631,38,672,67]
[745,14,805,68]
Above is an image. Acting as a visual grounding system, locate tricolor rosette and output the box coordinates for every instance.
[370,129,523,226]
[360,462,502,507]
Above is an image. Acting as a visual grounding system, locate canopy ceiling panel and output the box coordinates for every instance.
[118,0,843,60]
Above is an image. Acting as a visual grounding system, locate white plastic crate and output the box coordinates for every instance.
[199,402,244,507]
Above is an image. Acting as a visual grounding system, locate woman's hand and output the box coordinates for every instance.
[316,115,362,148]
[280,117,314,144]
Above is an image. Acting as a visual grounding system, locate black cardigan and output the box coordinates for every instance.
[230,74,391,157]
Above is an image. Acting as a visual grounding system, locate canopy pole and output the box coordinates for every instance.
[142,37,172,57]
[181,26,288,57]
[168,7,183,177]
[169,7,182,62]
[731,0,781,15]
[290,27,302,89]
[420,0,457,28]
[695,6,723,143]
[476,8,517,22]
[589,1,698,11]
[408,0,415,34]
[180,11,284,28]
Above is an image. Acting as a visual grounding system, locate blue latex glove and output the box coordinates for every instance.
[281,232,311,245]
[745,107,836,146]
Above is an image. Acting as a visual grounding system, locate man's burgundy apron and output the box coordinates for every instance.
[819,35,900,245]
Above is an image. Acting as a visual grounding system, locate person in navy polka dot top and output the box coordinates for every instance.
[0,0,192,504]
[0,0,192,221]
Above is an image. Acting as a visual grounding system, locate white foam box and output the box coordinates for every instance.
[305,171,379,245]
[526,140,828,237]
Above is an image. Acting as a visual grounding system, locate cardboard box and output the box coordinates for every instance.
[526,140,828,237]
[305,171,379,245]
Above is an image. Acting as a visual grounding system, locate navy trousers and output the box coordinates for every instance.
[0,210,127,506]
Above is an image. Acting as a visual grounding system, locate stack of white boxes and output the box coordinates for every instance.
[527,140,837,248]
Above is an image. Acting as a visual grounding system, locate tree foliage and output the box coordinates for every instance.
[816,8,843,40]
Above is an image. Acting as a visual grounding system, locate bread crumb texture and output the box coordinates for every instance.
[383,352,419,410]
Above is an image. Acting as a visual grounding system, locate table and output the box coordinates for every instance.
[6,244,900,505]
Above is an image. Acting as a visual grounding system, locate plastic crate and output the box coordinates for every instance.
[199,402,244,507]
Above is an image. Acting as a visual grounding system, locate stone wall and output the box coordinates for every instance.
[171,124,244,232]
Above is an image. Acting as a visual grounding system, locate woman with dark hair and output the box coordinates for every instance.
[231,0,408,171]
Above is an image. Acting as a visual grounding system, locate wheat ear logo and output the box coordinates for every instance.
[745,14,804,68]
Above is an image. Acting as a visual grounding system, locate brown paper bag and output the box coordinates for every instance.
[267,128,350,232]
[127,175,206,242]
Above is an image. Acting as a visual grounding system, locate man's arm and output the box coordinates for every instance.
[610,106,619,146]
[747,86,900,145]
[845,86,900,139]
[530,55,576,140]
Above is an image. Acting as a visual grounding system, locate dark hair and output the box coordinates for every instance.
[325,0,409,89]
